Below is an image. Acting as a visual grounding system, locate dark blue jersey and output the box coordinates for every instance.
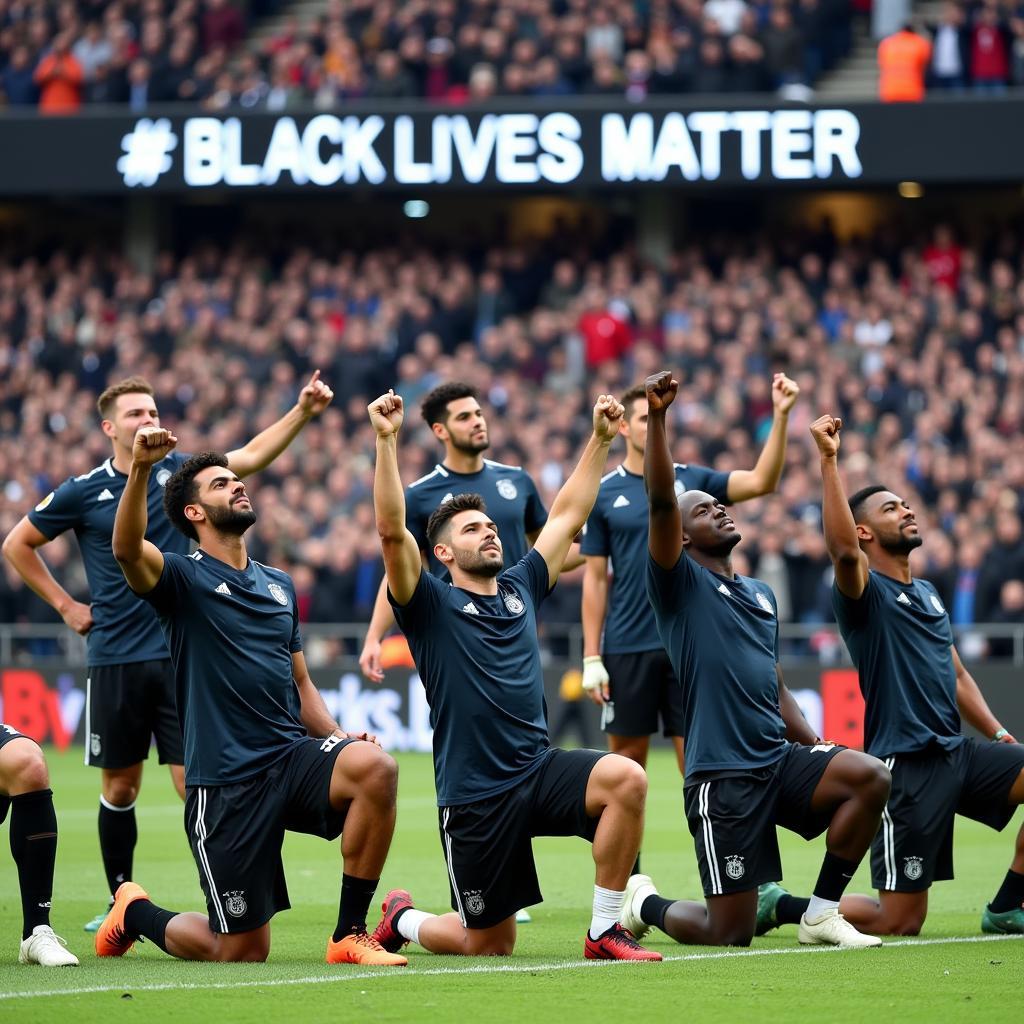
[139,550,307,786]
[832,571,964,758]
[405,460,547,577]
[28,453,190,667]
[647,552,786,777]
[582,463,731,653]
[390,549,552,806]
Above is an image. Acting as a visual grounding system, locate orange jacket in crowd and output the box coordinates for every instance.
[33,51,84,114]
[878,28,933,102]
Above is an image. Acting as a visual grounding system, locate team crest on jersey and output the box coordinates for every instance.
[156,468,172,487]
[268,583,289,606]
[503,591,525,615]
[755,592,775,615]
[725,855,745,880]
[929,594,945,614]
[903,856,923,881]
[496,479,518,500]
[463,890,485,916]
[90,733,101,757]
[35,492,55,512]
[223,890,248,918]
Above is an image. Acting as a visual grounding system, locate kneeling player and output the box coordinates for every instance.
[620,373,889,949]
[366,389,661,961]
[96,431,405,965]
[1,724,78,965]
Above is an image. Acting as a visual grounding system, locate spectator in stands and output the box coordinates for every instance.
[33,32,84,113]
[367,49,415,99]
[203,0,245,54]
[928,2,969,90]
[127,58,153,112]
[762,5,807,89]
[878,22,932,101]
[970,3,1011,93]
[72,21,113,84]
[987,580,1024,658]
[1,46,38,106]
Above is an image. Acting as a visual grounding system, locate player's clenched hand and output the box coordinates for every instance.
[593,394,625,442]
[645,370,678,412]
[336,729,381,746]
[61,599,93,635]
[368,390,404,437]
[809,415,842,459]
[582,656,611,705]
[772,373,800,415]
[359,637,385,684]
[132,426,178,466]
[996,729,1018,744]
[298,369,334,416]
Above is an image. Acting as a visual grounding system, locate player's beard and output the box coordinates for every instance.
[881,531,923,555]
[450,433,490,455]
[452,545,503,578]
[202,501,257,535]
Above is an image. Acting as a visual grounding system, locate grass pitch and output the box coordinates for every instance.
[1,747,1021,1022]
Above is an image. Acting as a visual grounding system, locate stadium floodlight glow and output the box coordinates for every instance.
[403,200,430,218]
[898,181,924,199]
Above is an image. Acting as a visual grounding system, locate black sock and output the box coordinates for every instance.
[632,853,641,875]
[776,894,811,925]
[813,852,861,902]
[333,874,379,940]
[123,898,177,953]
[989,869,1024,913]
[98,799,137,896]
[640,894,674,931]
[10,789,58,940]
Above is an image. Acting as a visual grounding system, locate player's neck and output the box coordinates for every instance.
[449,567,499,596]
[689,550,735,579]
[870,551,912,585]
[443,447,485,474]
[110,445,134,475]
[199,532,249,571]
[622,446,644,475]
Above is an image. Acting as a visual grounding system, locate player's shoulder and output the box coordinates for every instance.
[742,575,779,612]
[63,458,118,495]
[482,458,525,475]
[250,558,293,586]
[598,464,628,491]
[408,464,449,491]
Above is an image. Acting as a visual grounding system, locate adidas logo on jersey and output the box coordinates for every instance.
[897,592,911,606]
[215,582,231,596]
[97,489,115,501]
[717,583,731,596]
[612,494,631,508]
[462,601,479,615]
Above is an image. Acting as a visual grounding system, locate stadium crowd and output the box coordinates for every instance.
[1,221,1023,656]
[0,0,854,113]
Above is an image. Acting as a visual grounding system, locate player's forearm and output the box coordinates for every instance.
[779,680,818,744]
[297,676,342,737]
[112,464,152,563]
[581,567,608,658]
[227,404,311,478]
[644,410,676,512]
[956,670,1004,738]
[373,435,407,540]
[1,537,77,615]
[548,434,615,535]
[364,577,397,643]
[729,412,789,501]
[819,456,861,562]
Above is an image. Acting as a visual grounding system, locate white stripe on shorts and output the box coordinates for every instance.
[698,782,723,895]
[881,757,896,890]
[84,676,91,767]
[194,788,228,932]
[441,808,467,926]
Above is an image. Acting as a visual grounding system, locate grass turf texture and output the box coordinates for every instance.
[1,748,1021,1022]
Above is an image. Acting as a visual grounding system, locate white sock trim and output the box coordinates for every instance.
[806,894,839,921]
[589,885,625,940]
[396,908,431,945]
[99,796,136,812]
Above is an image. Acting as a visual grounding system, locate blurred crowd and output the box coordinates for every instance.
[0,0,854,114]
[1,220,1023,661]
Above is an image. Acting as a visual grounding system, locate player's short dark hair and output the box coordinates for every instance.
[426,493,487,546]
[421,382,478,428]
[620,384,648,420]
[848,485,889,524]
[97,376,155,419]
[163,452,229,541]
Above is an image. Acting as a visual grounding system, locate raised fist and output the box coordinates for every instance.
[772,373,800,415]
[132,426,178,466]
[298,369,334,416]
[368,390,404,437]
[809,414,842,459]
[593,394,625,442]
[645,370,678,412]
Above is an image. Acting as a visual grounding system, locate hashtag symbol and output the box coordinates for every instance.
[117,118,178,187]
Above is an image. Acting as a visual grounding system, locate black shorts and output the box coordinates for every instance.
[602,648,683,738]
[438,748,608,929]
[184,736,358,933]
[0,723,41,825]
[85,660,183,769]
[684,743,845,897]
[871,738,1024,892]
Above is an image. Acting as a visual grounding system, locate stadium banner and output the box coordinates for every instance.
[2,661,1022,754]
[1,99,1024,194]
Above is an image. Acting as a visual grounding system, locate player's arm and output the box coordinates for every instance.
[225,370,333,478]
[528,527,585,572]
[778,666,820,745]
[810,414,869,599]
[358,549,430,683]
[581,556,611,704]
[370,390,422,606]
[951,645,1017,743]
[726,373,799,502]
[532,396,624,586]
[2,518,93,635]
[291,651,378,744]
[112,428,176,594]
[644,371,683,569]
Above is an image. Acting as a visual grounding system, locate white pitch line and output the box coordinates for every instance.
[2,933,1021,1001]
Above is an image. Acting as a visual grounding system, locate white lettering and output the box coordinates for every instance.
[340,115,386,185]
[790,689,824,740]
[729,111,771,180]
[261,117,306,185]
[394,115,433,184]
[537,112,583,184]
[601,113,654,182]
[651,112,700,182]
[302,115,344,186]
[687,111,729,180]
[450,115,498,184]
[432,116,453,184]
[495,113,539,183]
[813,108,862,178]
[183,118,223,186]
[771,110,813,180]
[222,118,260,186]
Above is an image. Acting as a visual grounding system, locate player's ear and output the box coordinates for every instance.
[100,418,116,440]
[184,502,204,526]
[433,541,454,566]
[855,523,872,544]
[431,422,448,443]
